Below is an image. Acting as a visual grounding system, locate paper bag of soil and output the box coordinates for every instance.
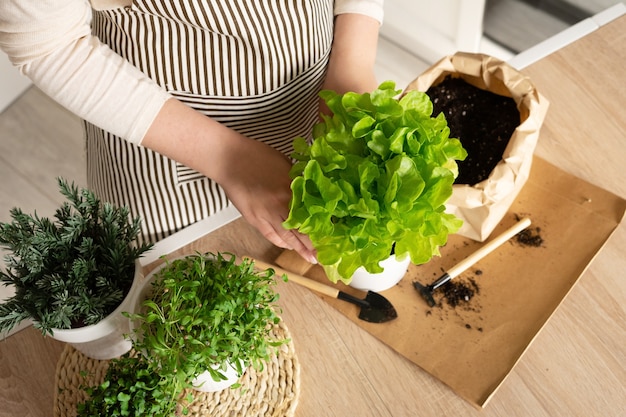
[405,52,549,241]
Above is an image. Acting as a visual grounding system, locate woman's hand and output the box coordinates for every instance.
[217,137,318,264]
[142,98,317,264]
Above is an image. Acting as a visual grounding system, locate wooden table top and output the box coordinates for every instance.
[1,13,625,417]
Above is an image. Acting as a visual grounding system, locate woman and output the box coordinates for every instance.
[0,1,383,264]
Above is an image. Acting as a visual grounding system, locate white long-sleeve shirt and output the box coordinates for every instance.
[0,0,383,145]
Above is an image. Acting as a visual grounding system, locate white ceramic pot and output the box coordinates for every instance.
[50,260,143,360]
[191,361,244,392]
[348,254,411,292]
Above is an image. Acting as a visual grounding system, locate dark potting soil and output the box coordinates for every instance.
[514,213,545,247]
[440,277,480,308]
[515,226,544,247]
[426,272,484,332]
[426,76,520,185]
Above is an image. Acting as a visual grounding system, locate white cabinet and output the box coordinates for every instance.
[0,52,31,113]
[380,0,486,63]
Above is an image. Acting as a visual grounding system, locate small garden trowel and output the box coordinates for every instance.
[250,259,398,323]
[413,217,532,307]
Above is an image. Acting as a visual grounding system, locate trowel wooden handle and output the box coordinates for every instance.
[248,258,340,299]
[447,217,531,279]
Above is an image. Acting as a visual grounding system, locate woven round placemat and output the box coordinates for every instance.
[53,320,300,417]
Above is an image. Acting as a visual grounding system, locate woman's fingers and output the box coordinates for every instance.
[218,138,317,264]
[256,218,317,264]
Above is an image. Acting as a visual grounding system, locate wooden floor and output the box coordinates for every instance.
[0,86,86,213]
[483,0,619,52]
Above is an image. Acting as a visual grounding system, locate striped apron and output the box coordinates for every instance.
[87,1,334,243]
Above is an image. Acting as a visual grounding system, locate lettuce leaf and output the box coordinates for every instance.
[284,82,467,283]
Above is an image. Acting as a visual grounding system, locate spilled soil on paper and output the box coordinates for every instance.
[425,269,485,332]
[423,215,546,331]
[515,226,544,247]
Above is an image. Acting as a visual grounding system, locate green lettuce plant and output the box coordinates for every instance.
[283,81,467,283]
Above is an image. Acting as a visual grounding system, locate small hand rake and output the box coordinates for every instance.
[413,217,531,307]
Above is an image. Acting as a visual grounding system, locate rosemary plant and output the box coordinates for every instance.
[0,178,152,336]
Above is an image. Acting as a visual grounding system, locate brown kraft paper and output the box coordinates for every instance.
[275,156,626,407]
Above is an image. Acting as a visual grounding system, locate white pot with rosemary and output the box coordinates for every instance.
[0,178,152,359]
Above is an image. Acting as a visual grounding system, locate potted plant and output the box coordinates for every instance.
[77,253,286,416]
[127,252,286,395]
[405,52,549,241]
[0,178,152,359]
[283,81,467,289]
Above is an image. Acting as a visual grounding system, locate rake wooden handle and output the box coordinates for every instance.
[248,258,340,299]
[447,217,532,279]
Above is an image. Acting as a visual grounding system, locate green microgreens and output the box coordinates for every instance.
[78,253,288,415]
[0,178,152,336]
